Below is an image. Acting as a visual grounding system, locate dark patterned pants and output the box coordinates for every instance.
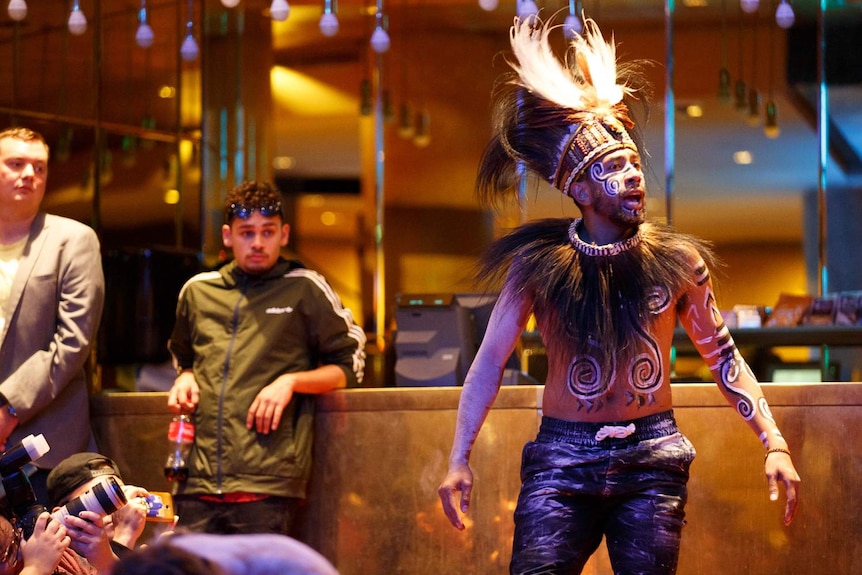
[511,411,696,575]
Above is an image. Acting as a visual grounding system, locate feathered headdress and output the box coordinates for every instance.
[477,15,648,204]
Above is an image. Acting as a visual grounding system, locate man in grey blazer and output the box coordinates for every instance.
[0,126,105,506]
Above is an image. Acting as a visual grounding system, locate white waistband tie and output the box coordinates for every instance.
[595,423,636,442]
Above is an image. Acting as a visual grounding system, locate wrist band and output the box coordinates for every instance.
[764,447,791,464]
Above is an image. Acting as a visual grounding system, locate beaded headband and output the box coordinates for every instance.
[553,115,638,193]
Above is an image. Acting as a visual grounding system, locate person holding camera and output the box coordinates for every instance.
[0,508,97,575]
[0,438,115,575]
[50,512,113,575]
[46,453,153,566]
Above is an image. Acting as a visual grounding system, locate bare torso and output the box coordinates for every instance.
[538,300,679,423]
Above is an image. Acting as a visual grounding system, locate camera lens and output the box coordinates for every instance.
[51,476,128,522]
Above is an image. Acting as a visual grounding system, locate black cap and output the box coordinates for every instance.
[46,452,123,506]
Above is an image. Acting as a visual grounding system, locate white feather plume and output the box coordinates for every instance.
[508,15,630,118]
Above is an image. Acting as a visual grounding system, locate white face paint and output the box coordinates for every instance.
[584,148,646,227]
[587,148,643,197]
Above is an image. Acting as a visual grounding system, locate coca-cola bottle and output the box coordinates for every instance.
[164,414,194,482]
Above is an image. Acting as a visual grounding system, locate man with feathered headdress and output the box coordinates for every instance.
[438,15,800,574]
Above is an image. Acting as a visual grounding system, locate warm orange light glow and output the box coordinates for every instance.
[271,66,356,115]
[164,189,180,205]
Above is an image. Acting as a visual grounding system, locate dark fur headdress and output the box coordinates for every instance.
[477,15,650,205]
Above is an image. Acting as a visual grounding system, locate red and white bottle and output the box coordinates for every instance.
[164,414,194,482]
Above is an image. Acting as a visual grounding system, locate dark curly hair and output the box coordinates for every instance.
[223,180,284,224]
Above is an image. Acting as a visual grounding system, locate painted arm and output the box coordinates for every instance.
[678,255,800,525]
[438,282,532,530]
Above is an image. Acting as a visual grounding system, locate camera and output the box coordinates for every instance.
[0,434,51,538]
[0,435,128,538]
[51,476,128,523]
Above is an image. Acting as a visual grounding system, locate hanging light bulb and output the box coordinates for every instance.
[7,0,27,21]
[740,0,759,13]
[99,148,114,186]
[221,0,241,7]
[775,0,795,28]
[180,0,198,61]
[180,33,199,61]
[359,79,372,116]
[717,0,731,103]
[478,0,498,11]
[370,11,390,53]
[270,0,290,21]
[718,67,731,101]
[319,12,338,36]
[764,2,780,138]
[68,1,88,36]
[56,127,73,164]
[136,0,154,48]
[370,27,390,53]
[747,87,761,126]
[764,100,779,138]
[397,103,414,139]
[563,0,582,39]
[383,90,394,123]
[734,79,747,111]
[414,108,431,148]
[563,14,582,38]
[136,21,154,47]
[517,0,538,19]
[319,0,339,36]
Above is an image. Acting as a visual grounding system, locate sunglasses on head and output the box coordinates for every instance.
[227,201,283,221]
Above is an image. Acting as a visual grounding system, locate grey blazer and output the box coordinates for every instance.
[0,212,105,468]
